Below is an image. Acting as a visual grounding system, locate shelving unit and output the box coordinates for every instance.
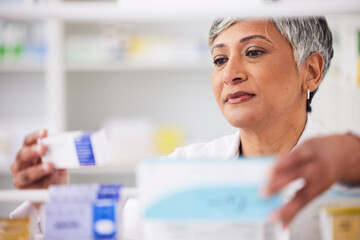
[65,62,212,72]
[0,0,358,136]
[0,0,359,219]
[0,1,360,21]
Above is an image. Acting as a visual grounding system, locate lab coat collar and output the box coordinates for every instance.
[234,115,325,157]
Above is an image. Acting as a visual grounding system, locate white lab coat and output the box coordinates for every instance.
[10,117,327,240]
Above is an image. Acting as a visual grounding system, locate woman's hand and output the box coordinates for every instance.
[263,133,360,228]
[10,129,69,189]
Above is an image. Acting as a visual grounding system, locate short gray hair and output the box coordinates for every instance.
[208,17,334,112]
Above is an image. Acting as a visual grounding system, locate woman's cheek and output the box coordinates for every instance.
[212,76,223,104]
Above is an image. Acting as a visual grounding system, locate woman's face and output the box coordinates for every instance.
[211,20,306,129]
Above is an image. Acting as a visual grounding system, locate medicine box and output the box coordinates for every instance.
[137,157,288,240]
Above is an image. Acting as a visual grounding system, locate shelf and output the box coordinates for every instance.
[0,1,359,21]
[0,187,139,202]
[0,189,49,202]
[0,63,44,73]
[0,167,136,176]
[66,61,212,72]
[68,166,135,175]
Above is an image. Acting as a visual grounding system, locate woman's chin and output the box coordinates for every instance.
[225,114,258,129]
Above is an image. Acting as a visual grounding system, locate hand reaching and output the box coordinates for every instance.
[10,129,68,189]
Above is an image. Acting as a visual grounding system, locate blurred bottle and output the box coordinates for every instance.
[104,118,155,168]
[154,125,184,155]
[99,23,129,62]
[0,127,10,171]
[0,20,46,65]
[24,22,47,63]
[357,30,360,87]
[0,21,24,63]
[0,218,30,240]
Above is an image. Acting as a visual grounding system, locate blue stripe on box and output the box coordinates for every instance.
[98,185,122,201]
[75,132,96,166]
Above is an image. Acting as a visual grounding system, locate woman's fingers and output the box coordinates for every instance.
[12,162,54,189]
[275,181,323,228]
[12,144,46,173]
[263,147,312,196]
[23,129,47,146]
[265,135,359,228]
[11,128,70,189]
[268,162,332,228]
[29,171,61,189]
[272,146,312,174]
[263,169,304,197]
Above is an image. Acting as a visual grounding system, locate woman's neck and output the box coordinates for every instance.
[240,112,307,156]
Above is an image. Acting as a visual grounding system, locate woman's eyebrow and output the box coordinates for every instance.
[211,43,225,53]
[212,35,272,53]
[240,35,272,43]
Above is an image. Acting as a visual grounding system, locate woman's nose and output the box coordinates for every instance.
[222,57,247,85]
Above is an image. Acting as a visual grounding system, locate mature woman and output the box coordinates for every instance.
[10,17,360,239]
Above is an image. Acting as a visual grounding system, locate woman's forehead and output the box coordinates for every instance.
[213,19,283,46]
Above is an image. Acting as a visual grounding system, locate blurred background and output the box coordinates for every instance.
[0,0,359,216]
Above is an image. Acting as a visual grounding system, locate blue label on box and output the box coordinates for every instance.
[93,201,117,239]
[98,185,122,201]
[145,185,281,221]
[75,132,96,166]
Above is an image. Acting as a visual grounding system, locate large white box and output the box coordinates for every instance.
[138,157,288,240]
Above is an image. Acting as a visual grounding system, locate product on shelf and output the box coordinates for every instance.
[320,207,360,240]
[43,184,122,240]
[103,118,155,168]
[65,23,210,66]
[0,218,30,240]
[0,20,46,65]
[357,30,360,87]
[39,129,113,169]
[0,130,10,170]
[154,125,184,155]
[138,157,287,240]
[289,183,360,240]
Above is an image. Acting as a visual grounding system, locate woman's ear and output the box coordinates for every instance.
[303,52,324,92]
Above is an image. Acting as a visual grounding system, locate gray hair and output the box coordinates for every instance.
[208,17,334,112]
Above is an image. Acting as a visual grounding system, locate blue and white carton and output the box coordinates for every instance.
[39,130,112,169]
[138,157,289,240]
[43,184,122,240]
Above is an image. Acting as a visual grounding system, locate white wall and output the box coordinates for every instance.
[66,70,236,144]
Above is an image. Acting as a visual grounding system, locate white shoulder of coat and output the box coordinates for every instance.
[168,131,240,159]
[296,116,327,146]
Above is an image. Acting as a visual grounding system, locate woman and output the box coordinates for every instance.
[10,17,360,239]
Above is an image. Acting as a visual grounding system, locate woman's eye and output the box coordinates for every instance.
[246,50,264,57]
[213,58,228,66]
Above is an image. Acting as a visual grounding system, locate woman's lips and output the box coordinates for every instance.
[226,91,255,104]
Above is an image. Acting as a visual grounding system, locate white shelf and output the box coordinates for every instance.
[0,63,44,73]
[0,167,135,176]
[66,62,212,72]
[68,167,135,175]
[0,187,138,202]
[0,1,359,21]
[0,189,49,202]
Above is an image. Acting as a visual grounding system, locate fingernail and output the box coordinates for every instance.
[267,212,280,223]
[283,223,288,230]
[42,162,51,172]
[260,187,269,198]
[267,167,274,177]
[39,129,46,137]
[36,145,43,154]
